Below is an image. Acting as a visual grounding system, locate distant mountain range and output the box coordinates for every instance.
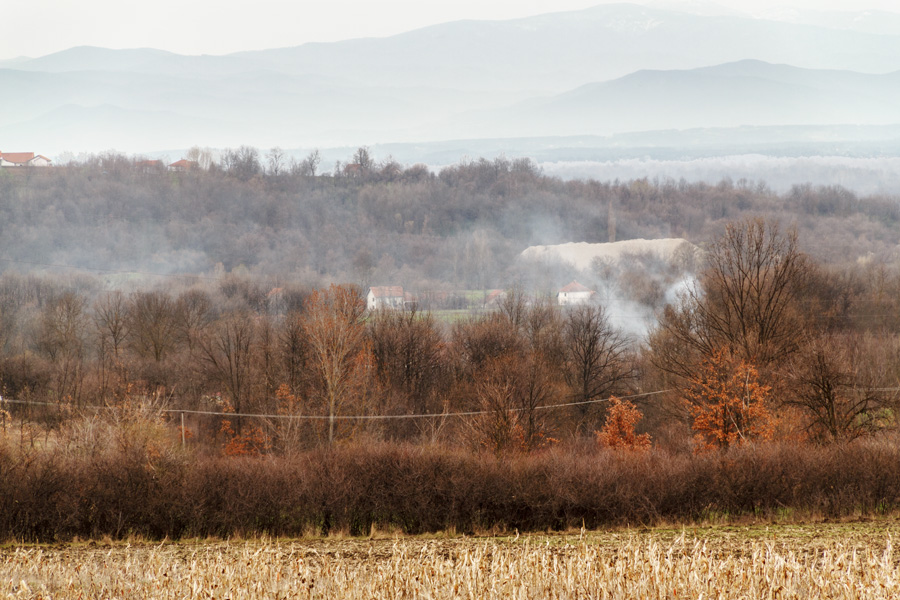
[454,61,900,139]
[2,3,900,158]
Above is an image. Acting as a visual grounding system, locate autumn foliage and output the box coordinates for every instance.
[595,397,651,450]
[684,348,776,451]
[220,419,269,457]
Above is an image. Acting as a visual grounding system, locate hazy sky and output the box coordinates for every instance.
[2,0,899,60]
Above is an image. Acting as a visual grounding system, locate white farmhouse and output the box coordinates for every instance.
[557,280,595,306]
[367,286,406,311]
[0,152,52,167]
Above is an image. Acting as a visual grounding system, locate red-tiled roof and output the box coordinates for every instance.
[1,152,35,164]
[369,286,404,298]
[559,280,592,293]
[169,159,198,169]
[485,289,506,304]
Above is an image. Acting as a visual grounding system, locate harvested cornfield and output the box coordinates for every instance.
[3,523,899,599]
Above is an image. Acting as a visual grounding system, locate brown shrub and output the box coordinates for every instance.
[3,430,900,541]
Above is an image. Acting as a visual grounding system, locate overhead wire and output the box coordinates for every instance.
[0,389,673,421]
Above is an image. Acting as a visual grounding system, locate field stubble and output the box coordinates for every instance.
[3,522,900,599]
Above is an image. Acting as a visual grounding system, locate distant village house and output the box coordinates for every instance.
[168,159,199,172]
[0,152,52,167]
[484,289,507,308]
[367,286,416,311]
[557,280,595,306]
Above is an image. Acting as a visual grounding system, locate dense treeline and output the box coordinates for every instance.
[3,151,900,539]
[0,276,640,449]
[1,218,900,452]
[1,149,899,291]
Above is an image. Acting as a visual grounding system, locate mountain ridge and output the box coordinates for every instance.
[5,4,900,155]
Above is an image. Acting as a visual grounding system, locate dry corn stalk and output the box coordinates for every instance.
[1,534,897,599]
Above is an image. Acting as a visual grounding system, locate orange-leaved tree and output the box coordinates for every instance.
[220,419,270,457]
[215,395,270,457]
[595,396,651,450]
[684,347,775,451]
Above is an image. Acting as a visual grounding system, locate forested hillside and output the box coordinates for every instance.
[1,150,897,290]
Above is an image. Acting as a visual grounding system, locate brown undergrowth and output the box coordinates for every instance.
[3,411,900,542]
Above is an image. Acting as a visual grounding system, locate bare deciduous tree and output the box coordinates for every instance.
[652,218,811,380]
[452,314,523,374]
[93,291,130,400]
[266,147,284,176]
[702,219,810,364]
[127,291,179,364]
[220,146,261,181]
[563,305,635,434]
[369,307,446,431]
[94,291,129,360]
[352,146,373,171]
[497,286,529,331]
[787,332,900,442]
[37,292,88,403]
[301,285,371,444]
[296,149,321,177]
[175,289,215,353]
[200,311,255,434]
[279,310,308,397]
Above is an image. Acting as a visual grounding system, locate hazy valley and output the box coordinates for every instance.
[5,1,900,553]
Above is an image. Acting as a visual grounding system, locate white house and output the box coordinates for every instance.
[367,286,406,311]
[557,280,595,306]
[0,152,52,167]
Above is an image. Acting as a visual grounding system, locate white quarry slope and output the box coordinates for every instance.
[521,238,695,271]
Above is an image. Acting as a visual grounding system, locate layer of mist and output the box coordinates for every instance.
[520,239,701,337]
[541,155,900,195]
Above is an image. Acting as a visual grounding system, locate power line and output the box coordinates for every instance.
[6,385,900,422]
[0,389,673,422]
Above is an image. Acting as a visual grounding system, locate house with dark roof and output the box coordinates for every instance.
[557,280,595,306]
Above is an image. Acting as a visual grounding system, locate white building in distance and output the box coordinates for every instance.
[367,286,406,311]
[557,280,595,306]
[0,152,52,167]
